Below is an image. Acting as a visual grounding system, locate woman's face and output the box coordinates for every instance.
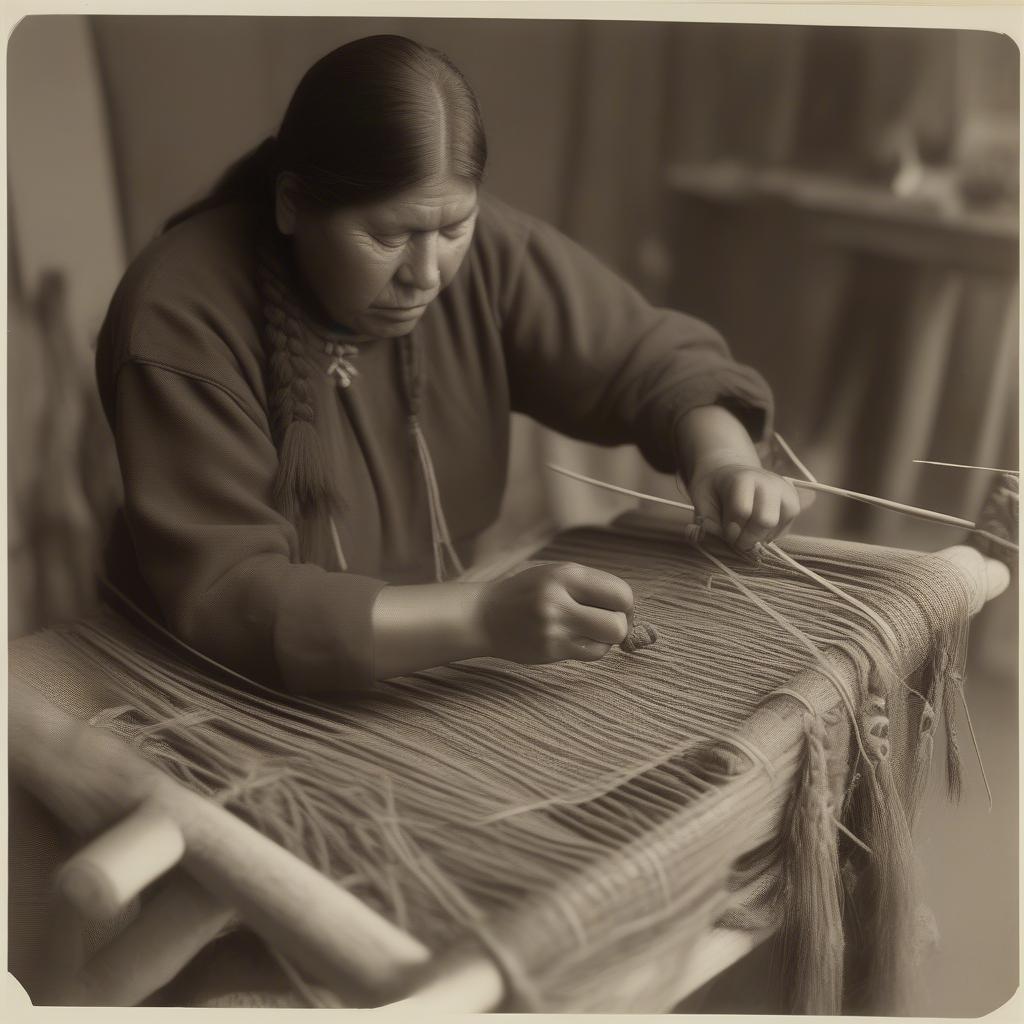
[278,172,479,339]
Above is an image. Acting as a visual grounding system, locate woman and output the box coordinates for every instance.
[97,34,801,696]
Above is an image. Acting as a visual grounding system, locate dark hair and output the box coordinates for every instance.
[161,36,487,563]
[165,34,487,231]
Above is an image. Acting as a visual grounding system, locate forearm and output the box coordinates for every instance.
[673,404,762,483]
[370,582,490,679]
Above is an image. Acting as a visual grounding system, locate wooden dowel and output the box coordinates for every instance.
[784,478,976,529]
[58,801,186,920]
[386,942,506,1012]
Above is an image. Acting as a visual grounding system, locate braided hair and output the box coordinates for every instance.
[162,36,487,550]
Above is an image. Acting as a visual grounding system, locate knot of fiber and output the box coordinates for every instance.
[621,621,658,653]
[918,699,935,738]
[802,713,830,793]
[861,694,891,763]
[681,522,704,545]
[743,542,767,567]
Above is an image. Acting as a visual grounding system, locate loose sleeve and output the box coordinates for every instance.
[112,360,386,695]
[496,212,774,472]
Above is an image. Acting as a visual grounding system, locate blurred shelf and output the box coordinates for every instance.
[666,161,1019,272]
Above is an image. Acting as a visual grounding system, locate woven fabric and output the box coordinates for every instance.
[9,516,975,1012]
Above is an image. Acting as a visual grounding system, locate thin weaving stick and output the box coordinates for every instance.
[548,462,1017,554]
[546,466,985,637]
[547,459,1003,792]
[545,463,703,519]
[913,460,1019,475]
[773,433,818,483]
[786,478,974,527]
[548,464,957,657]
[786,478,1019,553]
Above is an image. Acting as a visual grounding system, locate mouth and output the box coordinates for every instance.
[371,299,433,315]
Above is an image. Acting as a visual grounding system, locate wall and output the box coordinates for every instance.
[7,16,127,635]
[91,16,584,257]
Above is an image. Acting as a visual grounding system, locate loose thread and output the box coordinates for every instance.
[694,543,872,773]
[951,671,993,811]
[329,517,348,572]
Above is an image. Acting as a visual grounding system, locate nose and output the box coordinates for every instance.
[398,232,440,293]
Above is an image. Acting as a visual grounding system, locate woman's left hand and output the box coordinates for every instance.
[687,459,802,553]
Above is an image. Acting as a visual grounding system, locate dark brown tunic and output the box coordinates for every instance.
[96,193,773,694]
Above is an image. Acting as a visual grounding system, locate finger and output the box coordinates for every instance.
[554,564,635,619]
[564,637,612,663]
[720,475,756,548]
[773,485,804,542]
[565,603,630,646]
[736,487,781,551]
[776,485,803,537]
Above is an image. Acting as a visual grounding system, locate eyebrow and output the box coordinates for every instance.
[372,204,479,233]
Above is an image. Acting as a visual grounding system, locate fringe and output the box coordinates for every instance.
[778,713,844,1014]
[844,692,919,1015]
[907,698,935,831]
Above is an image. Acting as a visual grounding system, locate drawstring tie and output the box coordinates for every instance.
[399,333,464,582]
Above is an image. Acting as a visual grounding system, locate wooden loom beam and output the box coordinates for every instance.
[8,679,477,1007]
[8,544,1010,1010]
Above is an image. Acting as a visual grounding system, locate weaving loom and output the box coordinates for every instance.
[8,505,1014,1013]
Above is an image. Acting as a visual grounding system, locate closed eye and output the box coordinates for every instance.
[444,210,478,238]
[442,220,473,240]
[372,234,410,250]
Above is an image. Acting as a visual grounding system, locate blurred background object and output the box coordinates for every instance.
[6,15,1018,1014]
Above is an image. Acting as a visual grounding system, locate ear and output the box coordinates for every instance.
[275,173,301,236]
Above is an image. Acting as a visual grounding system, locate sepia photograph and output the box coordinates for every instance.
[6,6,1020,1017]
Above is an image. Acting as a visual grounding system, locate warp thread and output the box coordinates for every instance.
[16,520,980,1014]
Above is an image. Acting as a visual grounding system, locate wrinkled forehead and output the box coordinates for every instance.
[360,175,479,231]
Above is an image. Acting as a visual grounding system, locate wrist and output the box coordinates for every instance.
[456,581,493,660]
[370,581,493,678]
[674,405,761,481]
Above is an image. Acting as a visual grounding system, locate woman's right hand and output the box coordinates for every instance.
[475,562,634,664]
